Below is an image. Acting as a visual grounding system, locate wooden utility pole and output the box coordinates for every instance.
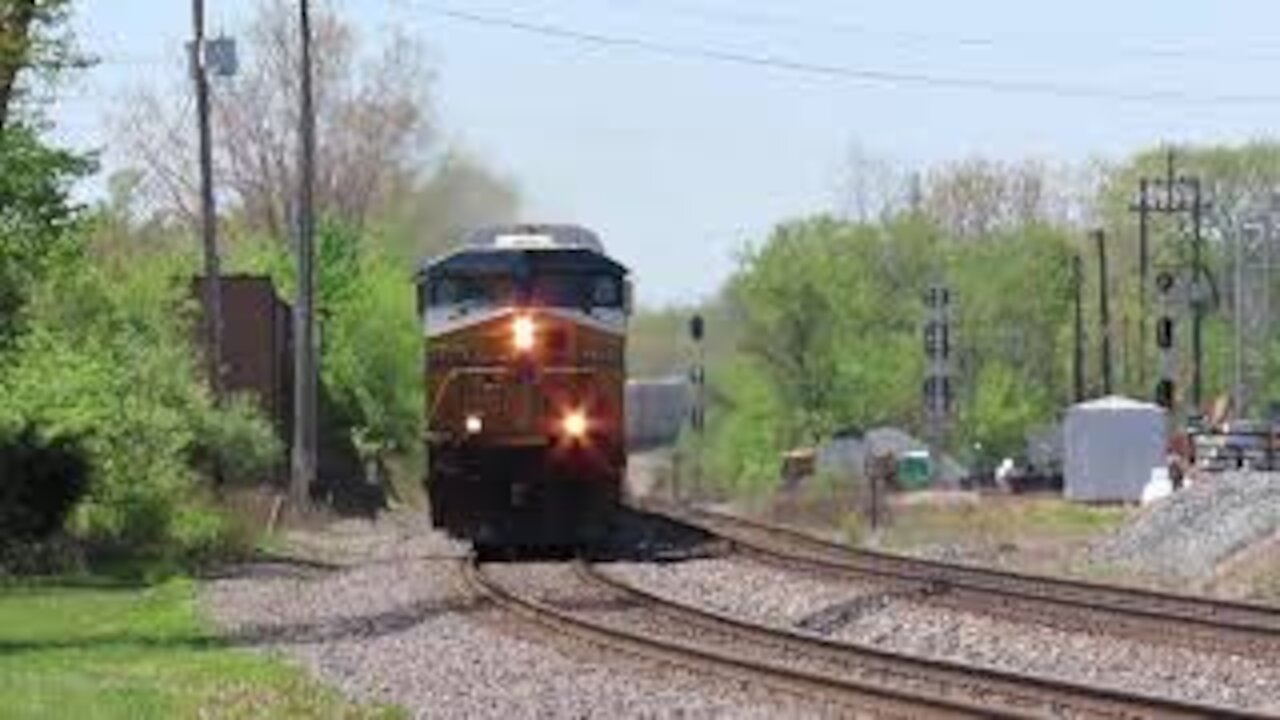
[1189,176,1205,410]
[1094,229,1113,396]
[192,0,224,405]
[291,0,318,508]
[1072,254,1085,403]
[1131,178,1150,390]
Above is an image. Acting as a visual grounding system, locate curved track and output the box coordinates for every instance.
[464,556,1267,719]
[664,504,1280,658]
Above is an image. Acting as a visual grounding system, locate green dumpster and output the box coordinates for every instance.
[895,451,932,490]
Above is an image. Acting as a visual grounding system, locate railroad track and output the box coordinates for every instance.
[661,503,1280,658]
[464,556,1266,719]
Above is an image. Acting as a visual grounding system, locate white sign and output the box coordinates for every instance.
[494,233,556,249]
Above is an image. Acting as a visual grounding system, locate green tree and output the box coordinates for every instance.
[964,362,1048,461]
[0,125,91,348]
[230,222,422,468]
[1,249,280,561]
[0,0,91,350]
[0,0,83,131]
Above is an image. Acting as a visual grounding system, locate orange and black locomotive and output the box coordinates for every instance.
[417,224,630,551]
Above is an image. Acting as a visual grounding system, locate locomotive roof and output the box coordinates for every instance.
[464,224,605,252]
[419,224,628,278]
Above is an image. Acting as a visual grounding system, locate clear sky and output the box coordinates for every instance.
[54,0,1280,304]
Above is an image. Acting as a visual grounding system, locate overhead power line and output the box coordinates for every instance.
[599,0,1280,65]
[414,5,1280,107]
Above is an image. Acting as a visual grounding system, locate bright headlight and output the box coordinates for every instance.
[513,316,535,352]
[562,409,588,439]
[464,414,483,434]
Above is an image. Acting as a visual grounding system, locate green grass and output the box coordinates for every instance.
[873,496,1131,552]
[0,577,403,720]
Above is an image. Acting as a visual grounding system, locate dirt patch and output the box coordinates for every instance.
[1203,529,1280,602]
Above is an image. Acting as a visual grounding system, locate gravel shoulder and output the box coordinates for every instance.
[607,555,1280,712]
[1090,471,1280,593]
[199,512,827,719]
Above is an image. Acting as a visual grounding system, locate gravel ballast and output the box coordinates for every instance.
[1090,471,1280,582]
[200,514,826,719]
[608,555,1280,711]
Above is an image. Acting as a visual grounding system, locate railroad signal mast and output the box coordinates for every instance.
[1155,271,1177,410]
[1230,206,1277,420]
[923,283,952,481]
[1129,148,1212,412]
[685,314,707,503]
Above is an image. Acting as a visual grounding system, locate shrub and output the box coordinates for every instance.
[0,424,90,543]
[230,223,422,464]
[0,251,281,564]
[192,394,285,485]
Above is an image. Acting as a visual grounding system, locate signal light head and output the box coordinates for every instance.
[513,315,536,352]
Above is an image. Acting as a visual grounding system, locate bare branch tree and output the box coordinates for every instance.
[117,0,436,240]
[922,157,1083,240]
[835,141,906,223]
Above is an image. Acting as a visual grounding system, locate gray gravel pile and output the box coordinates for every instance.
[201,513,820,718]
[608,555,1280,711]
[1090,471,1280,581]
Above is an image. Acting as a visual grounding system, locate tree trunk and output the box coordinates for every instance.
[0,1,39,133]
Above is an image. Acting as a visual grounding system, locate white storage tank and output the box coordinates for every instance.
[1064,395,1167,502]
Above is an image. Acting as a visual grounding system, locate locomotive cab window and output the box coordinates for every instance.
[428,275,514,307]
[529,273,623,309]
[591,276,620,307]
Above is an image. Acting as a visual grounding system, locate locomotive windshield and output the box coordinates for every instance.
[429,274,516,307]
[421,244,629,313]
[529,273,622,309]
[426,272,622,310]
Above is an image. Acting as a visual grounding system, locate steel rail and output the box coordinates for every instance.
[461,556,1003,719]
[664,503,1280,657]
[581,561,1271,720]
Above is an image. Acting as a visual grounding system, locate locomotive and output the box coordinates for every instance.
[417,224,630,551]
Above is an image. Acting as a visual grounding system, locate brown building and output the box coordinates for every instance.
[192,275,293,483]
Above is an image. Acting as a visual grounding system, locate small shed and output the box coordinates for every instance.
[815,427,968,489]
[1064,396,1166,502]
